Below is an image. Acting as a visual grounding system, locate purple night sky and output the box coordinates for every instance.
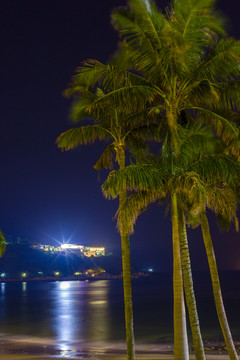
[0,0,240,272]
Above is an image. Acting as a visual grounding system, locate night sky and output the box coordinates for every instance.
[0,0,240,272]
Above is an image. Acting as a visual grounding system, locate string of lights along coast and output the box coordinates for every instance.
[32,243,105,257]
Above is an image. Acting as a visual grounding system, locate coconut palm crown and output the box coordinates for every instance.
[111,0,240,152]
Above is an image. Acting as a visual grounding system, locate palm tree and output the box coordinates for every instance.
[102,125,240,360]
[175,139,240,360]
[178,206,206,360]
[186,176,239,360]
[56,1,240,358]
[111,2,240,357]
[102,124,206,359]
[200,211,238,360]
[57,76,159,360]
[69,2,240,357]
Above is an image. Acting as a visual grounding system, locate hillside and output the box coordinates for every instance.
[0,244,128,279]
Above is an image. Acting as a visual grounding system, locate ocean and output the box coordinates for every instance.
[0,273,239,357]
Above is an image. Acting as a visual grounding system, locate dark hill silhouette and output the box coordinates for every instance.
[0,244,127,279]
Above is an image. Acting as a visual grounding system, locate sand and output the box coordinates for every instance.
[0,339,238,360]
[0,352,237,360]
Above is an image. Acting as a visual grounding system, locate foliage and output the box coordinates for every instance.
[0,229,6,257]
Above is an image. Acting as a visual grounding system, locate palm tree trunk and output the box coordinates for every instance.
[171,194,189,360]
[201,211,238,360]
[118,146,135,360]
[178,209,206,360]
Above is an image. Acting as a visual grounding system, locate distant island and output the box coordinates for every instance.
[32,242,105,257]
[0,239,141,281]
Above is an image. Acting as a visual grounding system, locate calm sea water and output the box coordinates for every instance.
[0,274,239,355]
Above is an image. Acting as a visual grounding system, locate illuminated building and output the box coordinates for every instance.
[83,247,105,257]
[32,244,57,252]
[60,244,105,256]
[32,243,105,257]
[61,244,84,251]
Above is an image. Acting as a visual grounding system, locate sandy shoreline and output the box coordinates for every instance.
[0,337,239,360]
[0,353,237,359]
[0,342,238,360]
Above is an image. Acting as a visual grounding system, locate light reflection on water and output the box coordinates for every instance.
[52,281,83,350]
[22,282,27,292]
[87,281,110,343]
[1,282,5,294]
[50,280,111,350]
[0,279,123,347]
[0,276,238,352]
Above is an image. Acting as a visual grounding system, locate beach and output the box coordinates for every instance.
[0,339,238,360]
[0,352,237,360]
[0,279,238,360]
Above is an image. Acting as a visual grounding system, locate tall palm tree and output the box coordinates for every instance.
[102,125,240,360]
[69,2,240,357]
[200,211,238,360]
[102,124,207,359]
[186,174,239,360]
[57,76,159,360]
[56,1,240,358]
[112,2,240,357]
[178,206,206,360]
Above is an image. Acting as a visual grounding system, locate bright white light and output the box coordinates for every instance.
[61,244,84,250]
[60,282,70,290]
[148,268,153,272]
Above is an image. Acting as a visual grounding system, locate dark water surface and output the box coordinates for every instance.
[0,274,239,355]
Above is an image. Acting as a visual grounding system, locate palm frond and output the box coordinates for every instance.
[0,229,6,257]
[216,213,239,232]
[195,38,240,82]
[112,2,170,83]
[173,171,206,201]
[214,81,240,110]
[127,123,164,142]
[87,84,162,118]
[182,79,220,107]
[56,125,112,150]
[189,106,239,144]
[206,185,237,220]
[112,0,165,51]
[69,93,96,122]
[116,189,166,234]
[102,163,168,199]
[65,59,108,94]
[171,0,225,44]
[224,137,240,161]
[93,144,115,171]
[189,154,240,186]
